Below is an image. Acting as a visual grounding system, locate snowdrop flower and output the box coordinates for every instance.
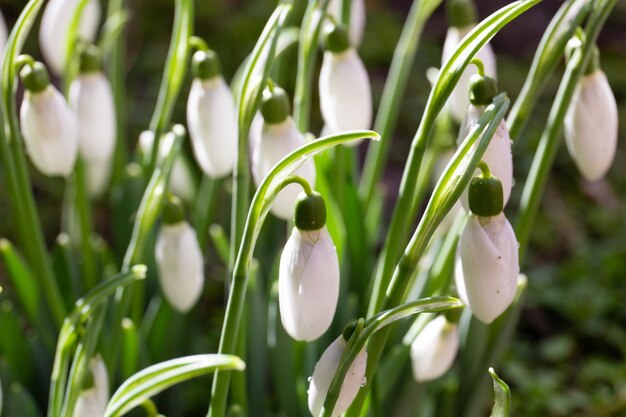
[308,333,367,417]
[458,71,513,208]
[186,49,237,178]
[564,49,618,181]
[252,86,316,220]
[455,168,519,324]
[138,130,195,203]
[19,61,78,177]
[155,194,204,313]
[327,0,366,48]
[40,0,100,75]
[279,192,339,341]
[319,22,372,146]
[410,315,459,382]
[442,0,497,123]
[73,354,109,417]
[0,9,7,64]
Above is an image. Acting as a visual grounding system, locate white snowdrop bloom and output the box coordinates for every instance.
[455,212,519,324]
[327,0,366,48]
[187,50,237,178]
[73,354,109,417]
[279,192,339,341]
[0,9,7,65]
[19,62,78,177]
[253,87,316,220]
[564,68,618,181]
[156,196,204,313]
[69,48,116,162]
[40,0,100,75]
[410,315,459,382]
[84,157,112,198]
[319,23,371,146]
[308,336,367,417]
[458,106,513,208]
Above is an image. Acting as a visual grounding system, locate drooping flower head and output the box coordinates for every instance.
[319,21,371,145]
[187,48,237,179]
[279,192,339,341]
[252,85,316,220]
[19,61,79,177]
[410,312,461,382]
[73,354,109,417]
[455,165,519,324]
[443,0,497,122]
[155,194,205,313]
[308,327,367,417]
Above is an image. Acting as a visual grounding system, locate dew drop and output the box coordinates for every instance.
[307,376,312,382]
[360,377,367,387]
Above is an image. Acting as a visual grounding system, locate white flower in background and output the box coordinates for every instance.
[327,0,366,48]
[187,49,237,178]
[138,130,195,203]
[279,192,339,341]
[84,157,112,198]
[410,315,459,382]
[564,53,618,181]
[19,62,78,177]
[0,9,7,63]
[308,335,367,417]
[455,172,519,324]
[442,0,497,122]
[319,22,372,146]
[40,0,101,75]
[156,195,204,313]
[252,86,316,220]
[73,354,109,417]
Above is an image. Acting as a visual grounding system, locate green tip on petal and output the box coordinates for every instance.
[295,192,326,231]
[192,49,222,80]
[162,194,187,225]
[468,175,503,217]
[261,86,291,124]
[469,74,498,105]
[322,22,351,53]
[79,44,103,73]
[447,0,477,28]
[20,61,50,93]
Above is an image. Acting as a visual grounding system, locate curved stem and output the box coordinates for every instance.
[188,35,209,51]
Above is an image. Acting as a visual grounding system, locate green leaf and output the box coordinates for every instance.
[489,368,511,417]
[103,355,245,417]
[98,9,132,57]
[3,382,41,417]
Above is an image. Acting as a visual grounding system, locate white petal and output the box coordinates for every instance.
[40,0,100,75]
[442,25,497,123]
[0,10,7,68]
[70,72,116,161]
[308,336,367,417]
[279,226,340,341]
[410,316,459,382]
[458,106,513,208]
[186,77,237,178]
[327,0,366,47]
[20,86,79,177]
[85,157,112,199]
[455,213,519,324]
[73,355,109,417]
[564,70,618,181]
[319,49,372,145]
[252,118,316,220]
[156,221,205,313]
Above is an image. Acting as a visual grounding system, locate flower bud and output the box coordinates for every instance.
[69,49,116,163]
[327,0,366,48]
[84,157,112,199]
[308,336,367,417]
[20,64,78,177]
[410,315,459,382]
[279,194,338,341]
[155,196,204,313]
[39,0,101,75]
[455,212,519,324]
[73,354,109,417]
[187,51,237,178]
[252,88,316,220]
[564,68,618,181]
[442,24,497,122]
[319,24,372,145]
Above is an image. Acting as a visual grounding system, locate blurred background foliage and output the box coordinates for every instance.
[0,0,625,416]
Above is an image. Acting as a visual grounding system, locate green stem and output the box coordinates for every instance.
[358,0,442,210]
[194,176,221,252]
[74,158,98,290]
